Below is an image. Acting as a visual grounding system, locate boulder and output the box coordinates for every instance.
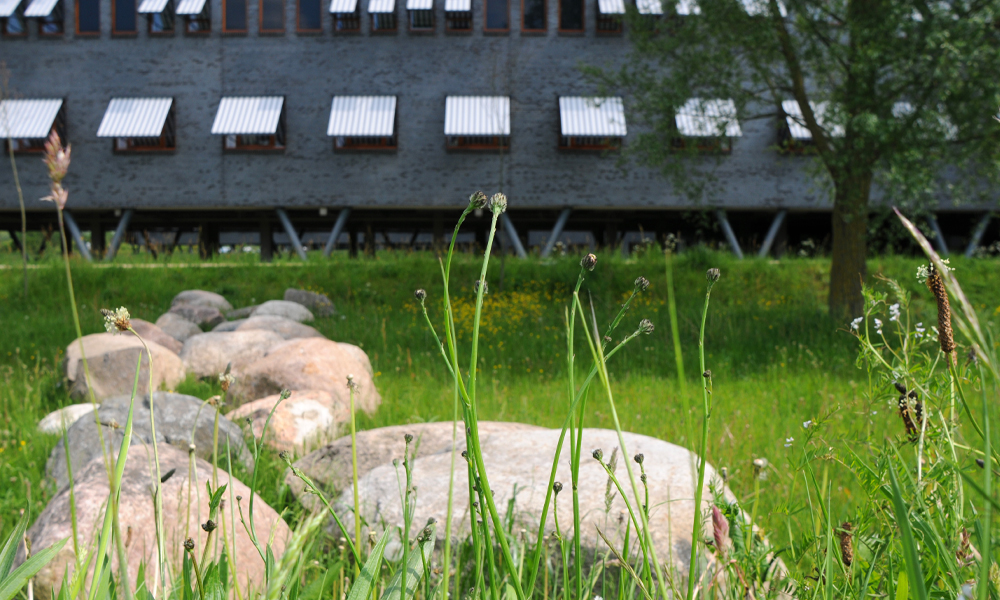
[228,338,379,412]
[226,305,258,319]
[334,427,732,574]
[28,444,289,600]
[63,333,186,402]
[252,300,315,323]
[171,289,233,312]
[213,319,247,332]
[47,392,251,490]
[235,316,324,340]
[169,304,225,328]
[287,422,541,504]
[129,318,182,354]
[228,390,347,453]
[37,404,97,435]
[155,312,202,343]
[284,289,335,317]
[338,343,373,377]
[180,330,285,379]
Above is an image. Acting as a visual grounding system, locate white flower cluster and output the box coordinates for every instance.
[850,317,863,331]
[102,307,131,334]
[916,258,953,283]
[889,303,900,322]
[874,318,883,335]
[915,322,926,338]
[784,437,794,448]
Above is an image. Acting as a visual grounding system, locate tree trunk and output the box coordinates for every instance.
[828,170,872,320]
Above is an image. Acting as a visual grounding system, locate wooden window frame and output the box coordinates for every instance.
[557,0,582,33]
[74,0,98,35]
[147,3,176,34]
[223,109,286,152]
[332,8,359,30]
[483,0,507,32]
[595,6,620,34]
[112,107,176,153]
[112,0,138,35]
[558,135,621,151]
[295,0,322,32]
[259,0,284,33]
[370,9,396,32]
[183,1,210,34]
[222,0,247,32]
[520,0,544,33]
[334,135,397,151]
[444,9,469,31]
[2,9,29,37]
[407,8,432,31]
[6,106,66,155]
[446,135,509,150]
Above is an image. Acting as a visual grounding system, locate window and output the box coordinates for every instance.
[444,9,468,30]
[335,135,396,150]
[369,0,395,32]
[75,0,97,33]
[2,9,27,36]
[559,135,620,150]
[297,0,320,31]
[184,0,209,32]
[225,132,284,151]
[447,135,508,150]
[521,0,543,31]
[147,1,174,33]
[113,112,176,152]
[260,0,282,31]
[223,0,246,31]
[5,104,66,155]
[595,0,620,33]
[558,0,581,32]
[332,8,358,30]
[484,0,506,30]
[408,8,431,29]
[113,0,136,32]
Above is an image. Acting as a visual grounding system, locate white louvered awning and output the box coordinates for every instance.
[742,0,785,17]
[0,99,62,139]
[368,0,393,12]
[211,97,284,135]
[676,0,699,14]
[893,101,958,141]
[175,0,205,14]
[406,0,430,9]
[782,99,843,140]
[676,98,741,137]
[445,96,510,136]
[97,98,172,138]
[636,0,661,15]
[24,0,58,17]
[0,0,22,18]
[559,97,626,137]
[138,0,169,13]
[329,0,356,11]
[597,0,624,14]
[444,0,468,11]
[327,96,396,137]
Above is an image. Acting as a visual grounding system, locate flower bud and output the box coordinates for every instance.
[592,448,603,461]
[580,253,597,271]
[469,191,488,210]
[489,192,508,214]
[639,319,654,334]
[634,276,650,291]
[711,506,729,554]
[183,538,195,551]
[633,453,644,465]
[706,268,721,283]
[414,289,427,301]
[404,433,414,443]
[553,481,563,494]
[202,519,217,533]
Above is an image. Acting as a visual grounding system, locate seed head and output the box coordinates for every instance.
[475,280,488,296]
[469,191,488,210]
[489,192,508,214]
[404,433,414,444]
[202,519,217,533]
[101,307,131,334]
[634,453,644,465]
[346,374,358,391]
[926,266,957,365]
[553,481,563,495]
[838,522,854,567]
[219,371,236,393]
[580,253,597,271]
[711,506,729,555]
[634,276,650,291]
[638,319,654,334]
[706,268,721,283]
[183,538,195,551]
[592,448,604,461]
[752,458,768,480]
[640,473,647,484]
[43,130,71,182]
[703,370,712,378]
[414,289,427,302]
[278,450,291,463]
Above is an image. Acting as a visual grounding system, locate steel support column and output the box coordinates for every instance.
[965,213,992,258]
[757,210,786,258]
[540,208,572,258]
[715,209,743,259]
[104,209,133,262]
[62,210,93,262]
[926,214,949,256]
[276,208,308,261]
[501,214,528,258]
[324,208,352,258]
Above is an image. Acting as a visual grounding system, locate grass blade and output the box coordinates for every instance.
[0,538,67,600]
[380,524,436,600]
[887,462,927,600]
[346,529,391,600]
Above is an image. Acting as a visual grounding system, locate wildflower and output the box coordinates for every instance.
[346,374,358,391]
[43,131,71,182]
[802,420,812,429]
[711,505,730,555]
[916,258,952,283]
[475,279,488,295]
[784,437,794,448]
[889,303,900,322]
[634,276,650,291]
[404,433,414,443]
[752,457,768,480]
[873,318,883,335]
[839,522,853,567]
[915,322,925,338]
[183,538,195,551]
[101,307,131,334]
[633,453,644,464]
[219,371,236,393]
[850,317,863,331]
[580,253,597,271]
[925,264,956,365]
[706,268,721,283]
[469,191,488,210]
[489,192,507,214]
[41,187,69,211]
[201,519,217,533]
[553,482,563,495]
[638,319,654,334]
[414,289,427,301]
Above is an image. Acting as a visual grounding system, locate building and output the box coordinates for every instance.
[0,0,992,259]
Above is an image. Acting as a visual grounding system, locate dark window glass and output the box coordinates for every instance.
[260,0,283,30]
[3,12,26,35]
[114,0,136,32]
[559,0,581,30]
[522,0,543,30]
[297,0,320,29]
[485,0,506,29]
[77,0,98,32]
[224,0,246,30]
[149,5,174,32]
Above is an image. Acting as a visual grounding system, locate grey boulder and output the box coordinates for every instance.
[63,333,186,401]
[180,330,285,379]
[37,404,97,435]
[226,305,258,319]
[171,289,233,312]
[155,312,202,342]
[46,392,251,490]
[235,315,325,340]
[169,303,225,328]
[128,318,183,354]
[212,318,247,332]
[284,288,335,317]
[252,300,315,323]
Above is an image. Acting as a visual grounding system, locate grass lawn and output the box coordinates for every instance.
[1,246,998,570]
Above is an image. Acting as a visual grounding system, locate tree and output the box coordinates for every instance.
[593,0,1000,318]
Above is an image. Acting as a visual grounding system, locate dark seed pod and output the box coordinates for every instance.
[553,482,563,494]
[202,520,217,533]
[580,253,597,271]
[183,538,195,551]
[404,433,414,443]
[634,453,644,465]
[592,448,604,461]
[414,289,427,301]
[634,276,650,291]
[838,522,854,567]
[706,268,721,283]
